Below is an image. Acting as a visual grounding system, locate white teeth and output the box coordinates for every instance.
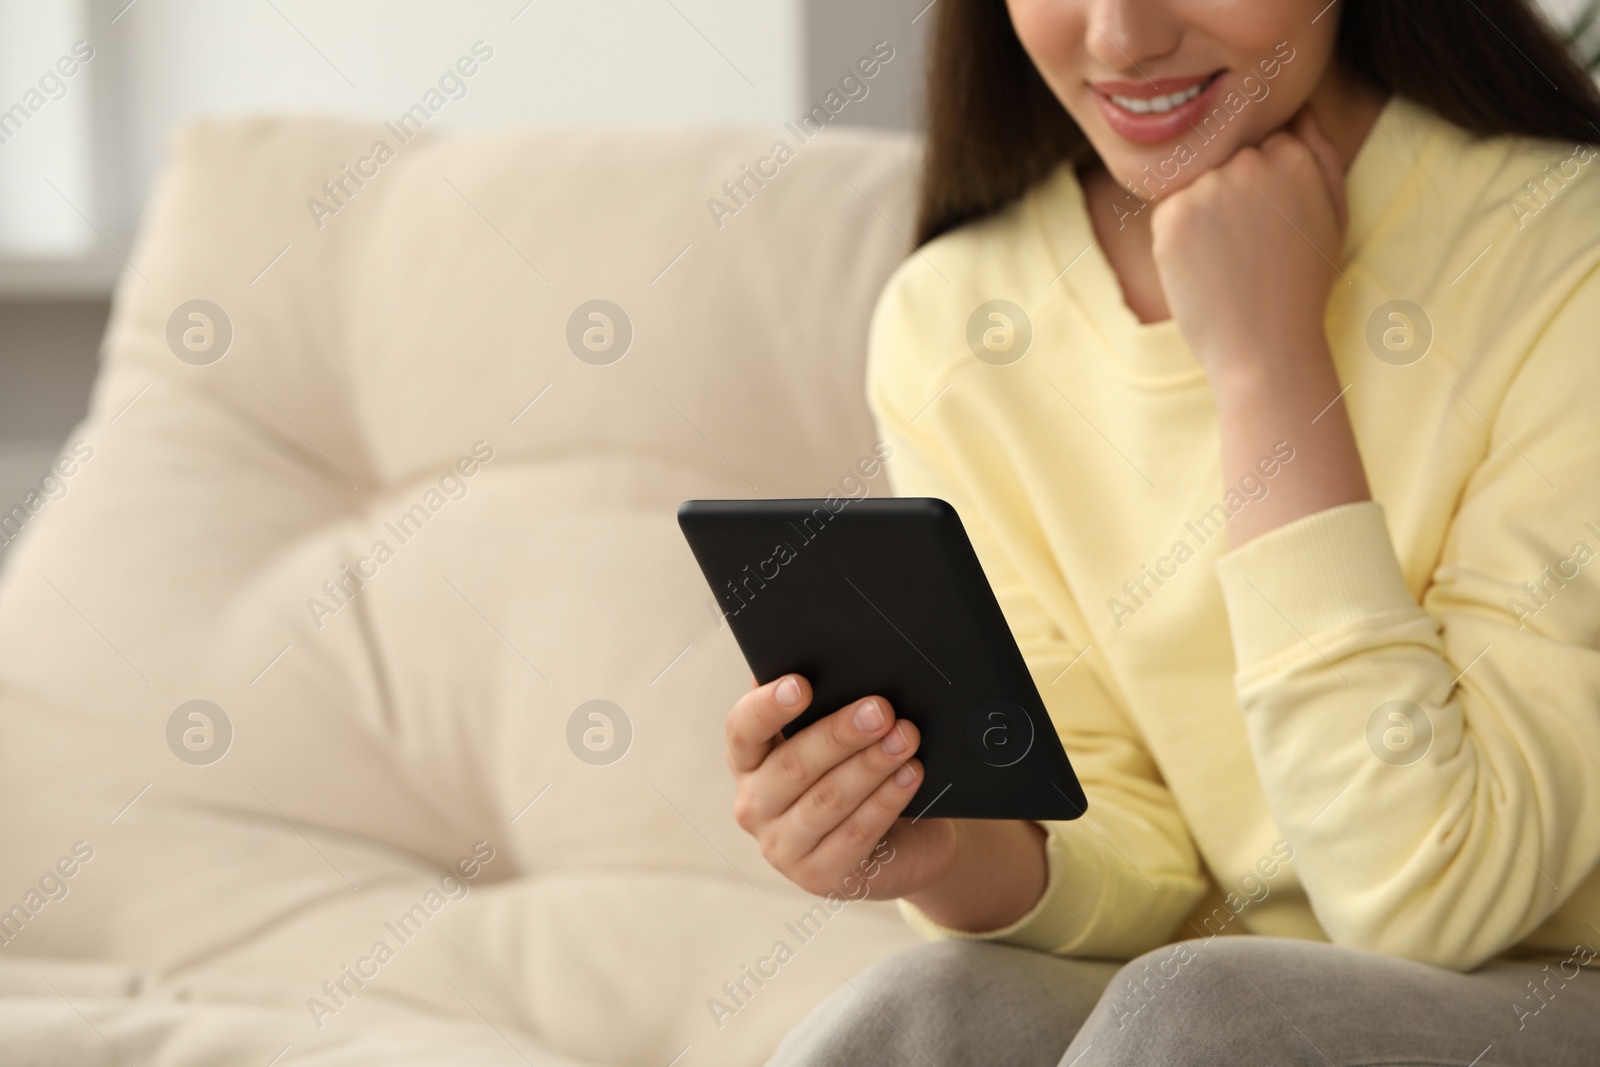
[1109,79,1207,115]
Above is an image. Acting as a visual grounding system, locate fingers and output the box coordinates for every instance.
[787,756,924,889]
[726,673,812,774]
[726,685,930,899]
[761,718,924,869]
[743,695,912,824]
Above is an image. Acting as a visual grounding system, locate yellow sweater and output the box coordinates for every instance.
[874,95,1600,971]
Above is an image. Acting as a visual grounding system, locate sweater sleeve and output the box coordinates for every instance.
[1213,265,1600,971]
[866,267,1207,958]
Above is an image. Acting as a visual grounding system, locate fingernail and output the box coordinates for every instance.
[775,676,801,708]
[880,724,907,755]
[894,764,916,786]
[853,698,883,732]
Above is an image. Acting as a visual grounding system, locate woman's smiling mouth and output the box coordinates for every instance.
[1090,71,1226,143]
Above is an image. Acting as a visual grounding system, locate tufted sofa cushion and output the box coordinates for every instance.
[0,117,926,1065]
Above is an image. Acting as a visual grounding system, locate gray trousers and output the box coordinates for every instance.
[765,936,1600,1066]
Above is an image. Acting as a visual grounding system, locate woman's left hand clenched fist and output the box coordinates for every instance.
[1150,108,1349,385]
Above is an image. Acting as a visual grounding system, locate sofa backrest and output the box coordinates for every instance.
[103,119,921,501]
[0,118,928,1065]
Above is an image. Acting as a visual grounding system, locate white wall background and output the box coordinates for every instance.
[5,0,832,261]
[0,0,94,254]
[0,0,938,276]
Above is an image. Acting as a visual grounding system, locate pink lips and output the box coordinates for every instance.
[1089,71,1226,145]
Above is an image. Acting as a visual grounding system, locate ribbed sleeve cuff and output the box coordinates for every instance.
[895,820,1106,954]
[1214,500,1422,677]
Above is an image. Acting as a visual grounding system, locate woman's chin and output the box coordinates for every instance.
[1098,158,1214,207]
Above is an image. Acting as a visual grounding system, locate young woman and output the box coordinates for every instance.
[729,0,1600,1062]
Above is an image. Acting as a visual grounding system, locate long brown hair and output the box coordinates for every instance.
[915,0,1600,246]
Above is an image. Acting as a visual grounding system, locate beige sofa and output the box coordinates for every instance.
[0,118,931,1064]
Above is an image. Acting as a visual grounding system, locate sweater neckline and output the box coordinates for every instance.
[1031,94,1440,386]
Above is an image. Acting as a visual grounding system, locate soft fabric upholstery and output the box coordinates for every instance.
[0,117,926,1065]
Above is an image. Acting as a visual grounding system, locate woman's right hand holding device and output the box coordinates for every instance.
[726,673,1051,932]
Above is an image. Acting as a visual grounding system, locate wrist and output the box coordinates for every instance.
[1203,331,1371,547]
[903,818,1048,933]
[1205,336,1342,410]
